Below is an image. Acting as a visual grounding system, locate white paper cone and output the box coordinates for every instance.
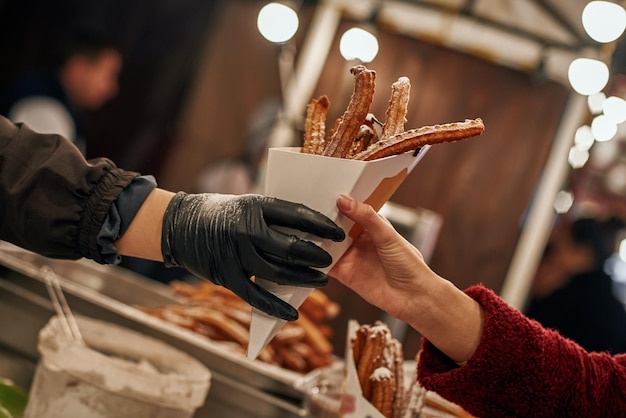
[247,146,430,360]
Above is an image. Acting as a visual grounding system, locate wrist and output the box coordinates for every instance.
[400,269,449,327]
[404,275,484,364]
[115,188,175,261]
[160,191,189,267]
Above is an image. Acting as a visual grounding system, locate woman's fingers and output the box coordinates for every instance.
[336,194,396,244]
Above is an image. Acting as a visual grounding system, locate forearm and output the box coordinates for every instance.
[114,188,175,261]
[419,285,626,417]
[0,117,139,261]
[403,273,484,364]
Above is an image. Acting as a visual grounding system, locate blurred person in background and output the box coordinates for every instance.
[0,30,122,154]
[525,215,626,354]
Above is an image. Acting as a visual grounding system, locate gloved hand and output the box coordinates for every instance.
[161,192,345,320]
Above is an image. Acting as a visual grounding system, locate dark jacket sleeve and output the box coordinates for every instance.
[417,285,626,417]
[0,116,139,262]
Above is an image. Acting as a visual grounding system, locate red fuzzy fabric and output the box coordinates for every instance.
[418,285,626,417]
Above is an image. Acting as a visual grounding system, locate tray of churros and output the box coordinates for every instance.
[249,65,484,360]
[140,280,341,375]
[0,243,333,402]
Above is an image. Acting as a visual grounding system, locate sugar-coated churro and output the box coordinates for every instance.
[323,65,376,158]
[370,367,395,417]
[302,95,330,155]
[352,118,485,161]
[381,76,411,140]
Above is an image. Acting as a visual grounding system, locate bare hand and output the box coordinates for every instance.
[330,194,485,364]
[330,194,430,322]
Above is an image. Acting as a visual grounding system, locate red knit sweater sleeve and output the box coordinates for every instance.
[417,285,626,417]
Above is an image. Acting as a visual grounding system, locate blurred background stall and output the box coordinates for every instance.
[2,0,626,359]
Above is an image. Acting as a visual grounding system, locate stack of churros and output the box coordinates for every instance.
[301,65,484,161]
[139,281,340,374]
[352,321,474,418]
[352,321,405,417]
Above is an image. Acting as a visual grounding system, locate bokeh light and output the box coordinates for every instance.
[568,146,589,169]
[582,1,626,43]
[574,124,595,151]
[257,3,299,44]
[602,96,626,124]
[591,114,617,142]
[568,58,609,95]
[339,27,379,63]
[553,190,574,214]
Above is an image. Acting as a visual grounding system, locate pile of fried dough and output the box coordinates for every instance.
[139,281,339,373]
[302,65,484,160]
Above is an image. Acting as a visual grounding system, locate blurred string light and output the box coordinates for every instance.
[587,92,606,114]
[553,190,574,214]
[568,58,610,95]
[591,114,618,141]
[257,2,299,44]
[568,146,589,169]
[567,2,626,171]
[574,124,595,151]
[257,2,379,62]
[339,27,379,63]
[602,96,626,123]
[582,1,626,43]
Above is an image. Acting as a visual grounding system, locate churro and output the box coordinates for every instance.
[390,339,405,418]
[301,65,484,161]
[400,380,426,418]
[381,76,411,140]
[355,323,389,399]
[165,305,249,346]
[302,95,330,155]
[352,325,368,371]
[353,118,485,161]
[298,285,340,323]
[141,283,338,373]
[323,65,376,158]
[370,367,395,417]
[296,309,334,356]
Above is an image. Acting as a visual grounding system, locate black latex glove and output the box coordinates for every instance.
[161,192,345,320]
